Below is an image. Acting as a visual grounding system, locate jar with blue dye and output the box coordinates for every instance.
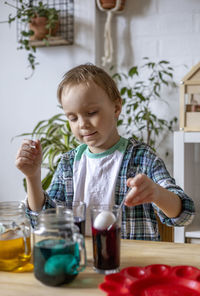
[33,208,86,286]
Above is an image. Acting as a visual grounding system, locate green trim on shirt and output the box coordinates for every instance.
[85,137,128,159]
[74,137,128,161]
[74,144,87,161]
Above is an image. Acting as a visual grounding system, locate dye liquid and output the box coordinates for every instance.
[74,217,85,236]
[0,236,31,272]
[34,239,80,286]
[92,225,121,271]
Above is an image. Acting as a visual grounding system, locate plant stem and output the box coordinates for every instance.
[4,1,18,9]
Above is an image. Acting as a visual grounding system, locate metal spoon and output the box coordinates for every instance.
[107,189,131,231]
[107,166,140,231]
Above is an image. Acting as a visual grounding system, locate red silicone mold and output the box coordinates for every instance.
[99,264,200,296]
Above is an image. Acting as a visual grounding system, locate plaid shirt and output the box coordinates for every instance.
[26,137,195,241]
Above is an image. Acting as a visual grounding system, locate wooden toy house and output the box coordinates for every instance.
[180,62,200,131]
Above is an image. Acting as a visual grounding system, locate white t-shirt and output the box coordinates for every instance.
[73,137,128,235]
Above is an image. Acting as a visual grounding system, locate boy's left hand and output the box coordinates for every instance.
[125,174,159,207]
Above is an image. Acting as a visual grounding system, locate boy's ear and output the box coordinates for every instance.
[114,97,122,118]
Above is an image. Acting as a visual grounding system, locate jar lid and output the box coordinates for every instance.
[0,201,25,216]
[38,208,74,225]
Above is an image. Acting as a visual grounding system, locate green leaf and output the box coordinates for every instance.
[163,70,173,78]
[127,89,132,98]
[117,119,123,126]
[42,172,54,191]
[120,87,127,95]
[136,92,146,101]
[133,102,139,110]
[128,117,132,124]
[112,73,122,81]
[23,178,27,192]
[128,66,138,77]
[159,60,169,64]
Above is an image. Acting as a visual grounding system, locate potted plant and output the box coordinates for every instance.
[112,57,178,153]
[2,0,59,78]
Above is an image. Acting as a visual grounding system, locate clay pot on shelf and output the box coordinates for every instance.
[29,16,59,41]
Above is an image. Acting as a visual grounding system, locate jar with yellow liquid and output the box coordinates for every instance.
[0,201,33,272]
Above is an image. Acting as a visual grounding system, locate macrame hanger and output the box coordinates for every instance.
[96,0,124,66]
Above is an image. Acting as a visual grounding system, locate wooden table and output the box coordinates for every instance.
[1,238,200,296]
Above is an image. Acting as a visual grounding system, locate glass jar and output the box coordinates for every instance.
[0,201,32,272]
[33,207,87,286]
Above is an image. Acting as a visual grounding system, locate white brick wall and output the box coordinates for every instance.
[97,0,200,73]
[158,0,200,13]
[96,0,200,174]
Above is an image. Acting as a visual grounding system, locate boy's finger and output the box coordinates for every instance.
[127,173,144,187]
[35,139,42,152]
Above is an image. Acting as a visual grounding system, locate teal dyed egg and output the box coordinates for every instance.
[65,256,78,275]
[44,255,66,276]
[44,254,79,276]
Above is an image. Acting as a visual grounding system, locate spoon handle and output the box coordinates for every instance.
[119,187,131,209]
[107,166,141,231]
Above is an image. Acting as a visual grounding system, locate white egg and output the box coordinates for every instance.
[94,210,116,230]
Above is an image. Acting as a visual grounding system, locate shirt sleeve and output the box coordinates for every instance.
[24,191,56,228]
[149,154,195,227]
[24,151,74,228]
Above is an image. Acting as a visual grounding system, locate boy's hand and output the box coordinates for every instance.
[125,174,159,207]
[15,139,42,178]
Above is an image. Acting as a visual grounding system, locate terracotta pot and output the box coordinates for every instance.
[29,16,59,41]
[100,0,126,10]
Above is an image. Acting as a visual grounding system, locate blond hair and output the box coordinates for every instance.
[57,63,121,104]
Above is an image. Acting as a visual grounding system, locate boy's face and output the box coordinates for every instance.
[61,81,122,153]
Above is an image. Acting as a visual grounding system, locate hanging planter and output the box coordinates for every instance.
[96,0,126,66]
[99,0,126,11]
[1,0,74,79]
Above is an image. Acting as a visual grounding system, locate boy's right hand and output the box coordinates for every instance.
[15,139,42,178]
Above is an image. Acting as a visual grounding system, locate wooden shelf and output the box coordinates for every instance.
[29,36,72,47]
[179,131,200,142]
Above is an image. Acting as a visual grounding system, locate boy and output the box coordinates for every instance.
[16,64,195,240]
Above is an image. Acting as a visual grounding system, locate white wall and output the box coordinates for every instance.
[96,0,200,172]
[0,0,200,202]
[0,0,96,202]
